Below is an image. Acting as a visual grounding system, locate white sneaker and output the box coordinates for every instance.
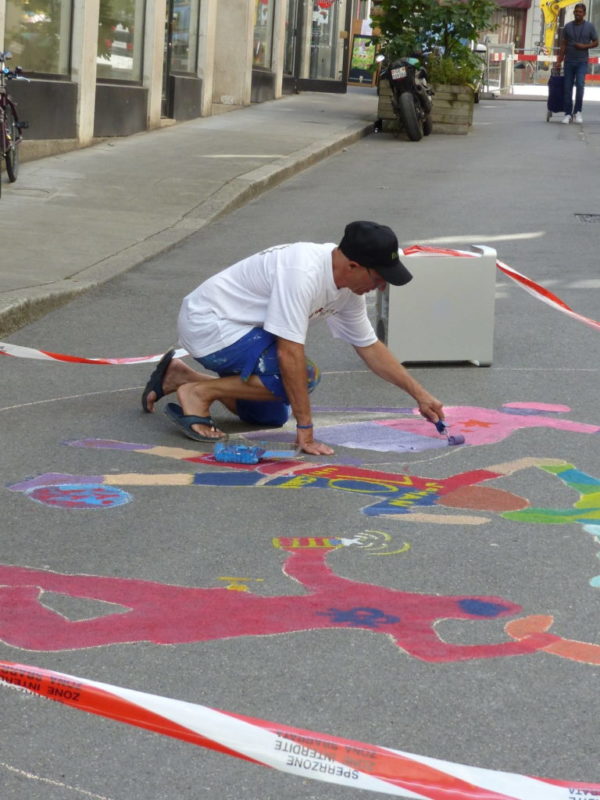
[574,112,583,124]
[561,114,572,124]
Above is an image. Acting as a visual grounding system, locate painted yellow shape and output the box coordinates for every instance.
[487,457,568,477]
[144,445,205,460]
[380,512,490,525]
[218,576,265,592]
[272,537,343,549]
[275,475,319,489]
[109,473,194,485]
[372,542,411,556]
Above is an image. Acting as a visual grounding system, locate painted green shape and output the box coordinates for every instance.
[503,507,600,524]
[502,463,600,525]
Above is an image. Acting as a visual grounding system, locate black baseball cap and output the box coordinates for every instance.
[339,221,412,286]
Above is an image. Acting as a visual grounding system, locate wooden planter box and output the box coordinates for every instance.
[377,79,474,135]
[430,83,475,134]
[376,80,402,133]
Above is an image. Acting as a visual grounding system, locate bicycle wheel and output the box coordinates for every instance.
[4,105,19,183]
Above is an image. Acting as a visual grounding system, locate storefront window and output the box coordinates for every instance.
[310,0,348,80]
[97,0,146,82]
[284,0,299,74]
[4,0,72,75]
[253,0,275,69]
[170,0,200,72]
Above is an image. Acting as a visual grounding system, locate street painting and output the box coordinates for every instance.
[0,536,598,664]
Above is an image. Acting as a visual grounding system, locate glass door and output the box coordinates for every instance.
[162,0,200,117]
[309,0,347,80]
[284,0,300,75]
[162,0,175,116]
[285,0,352,91]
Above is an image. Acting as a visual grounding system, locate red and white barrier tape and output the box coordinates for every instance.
[0,251,597,365]
[0,343,188,365]
[1,661,598,799]
[513,54,600,63]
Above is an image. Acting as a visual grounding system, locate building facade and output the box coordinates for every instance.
[4,0,581,155]
[0,0,360,152]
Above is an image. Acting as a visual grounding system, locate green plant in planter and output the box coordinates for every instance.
[426,50,485,87]
[370,0,496,84]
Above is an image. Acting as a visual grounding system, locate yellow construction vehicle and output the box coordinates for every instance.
[541,0,577,58]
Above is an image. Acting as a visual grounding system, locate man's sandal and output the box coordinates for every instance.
[164,402,227,443]
[141,349,175,412]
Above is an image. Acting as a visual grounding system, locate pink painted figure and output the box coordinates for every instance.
[375,402,599,448]
[0,542,554,661]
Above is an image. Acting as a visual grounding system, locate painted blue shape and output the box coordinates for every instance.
[317,607,401,628]
[458,598,509,618]
[548,468,600,488]
[314,421,447,453]
[193,472,262,487]
[362,492,439,516]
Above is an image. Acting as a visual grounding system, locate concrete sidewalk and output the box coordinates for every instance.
[0,86,378,337]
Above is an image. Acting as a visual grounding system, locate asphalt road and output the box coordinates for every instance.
[1,98,599,799]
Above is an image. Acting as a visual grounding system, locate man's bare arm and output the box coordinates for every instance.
[276,337,334,455]
[354,340,444,422]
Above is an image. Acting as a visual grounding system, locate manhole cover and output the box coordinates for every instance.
[575,213,600,222]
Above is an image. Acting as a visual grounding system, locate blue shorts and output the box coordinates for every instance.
[195,328,320,427]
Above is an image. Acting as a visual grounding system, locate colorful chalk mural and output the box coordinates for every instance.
[0,536,597,663]
[6,401,600,588]
[2,399,599,667]
[9,447,599,533]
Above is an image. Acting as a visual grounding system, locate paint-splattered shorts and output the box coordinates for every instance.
[196,328,320,427]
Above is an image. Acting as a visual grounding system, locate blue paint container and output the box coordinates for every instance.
[213,443,265,464]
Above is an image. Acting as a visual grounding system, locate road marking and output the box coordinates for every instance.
[200,153,285,158]
[0,760,115,800]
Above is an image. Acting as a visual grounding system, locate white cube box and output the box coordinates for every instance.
[375,245,497,366]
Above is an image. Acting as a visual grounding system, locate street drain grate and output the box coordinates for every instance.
[575,213,600,222]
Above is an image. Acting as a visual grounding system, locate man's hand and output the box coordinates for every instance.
[296,426,334,456]
[415,392,444,423]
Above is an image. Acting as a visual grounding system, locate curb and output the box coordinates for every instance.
[0,122,374,338]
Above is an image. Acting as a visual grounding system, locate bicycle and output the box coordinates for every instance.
[0,51,29,198]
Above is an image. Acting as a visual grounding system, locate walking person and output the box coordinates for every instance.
[557,3,598,124]
[141,220,444,455]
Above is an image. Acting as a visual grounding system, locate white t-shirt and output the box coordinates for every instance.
[177,242,378,357]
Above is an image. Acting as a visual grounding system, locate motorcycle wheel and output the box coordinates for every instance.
[399,92,423,141]
[423,114,433,136]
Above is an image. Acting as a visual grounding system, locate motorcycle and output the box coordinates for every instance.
[376,53,434,142]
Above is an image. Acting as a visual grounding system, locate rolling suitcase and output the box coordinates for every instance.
[547,70,565,121]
